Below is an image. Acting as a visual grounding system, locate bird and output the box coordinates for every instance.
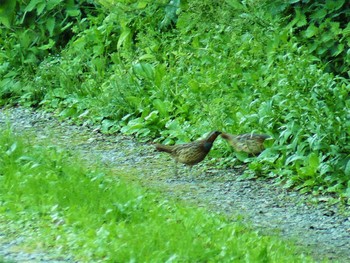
[155,131,222,177]
[221,133,271,155]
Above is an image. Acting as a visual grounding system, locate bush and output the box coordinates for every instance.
[268,0,350,76]
[0,0,98,103]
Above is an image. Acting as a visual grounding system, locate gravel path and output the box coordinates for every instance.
[0,107,349,262]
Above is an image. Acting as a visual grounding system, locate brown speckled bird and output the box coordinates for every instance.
[221,133,271,155]
[155,131,221,176]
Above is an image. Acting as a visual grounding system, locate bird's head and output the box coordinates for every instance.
[205,131,222,143]
[220,132,231,140]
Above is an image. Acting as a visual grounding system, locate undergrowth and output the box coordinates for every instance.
[0,128,314,262]
[268,0,350,76]
[0,0,349,200]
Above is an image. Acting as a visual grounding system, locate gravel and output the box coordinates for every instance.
[0,106,349,262]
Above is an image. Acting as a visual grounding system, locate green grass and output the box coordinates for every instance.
[0,257,14,263]
[0,128,315,262]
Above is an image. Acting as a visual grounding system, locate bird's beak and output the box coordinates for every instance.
[220,133,229,139]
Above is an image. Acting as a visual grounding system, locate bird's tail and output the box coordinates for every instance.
[155,144,173,153]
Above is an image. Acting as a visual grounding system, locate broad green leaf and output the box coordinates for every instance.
[225,0,246,11]
[325,0,345,11]
[60,21,73,31]
[304,24,318,38]
[296,9,307,27]
[285,154,305,165]
[302,179,316,187]
[342,23,350,36]
[188,79,200,92]
[154,64,166,88]
[263,137,274,148]
[37,1,46,15]
[46,17,55,36]
[165,119,180,130]
[330,22,340,34]
[0,0,16,27]
[159,0,180,29]
[101,119,115,133]
[133,63,154,80]
[19,30,33,48]
[144,111,159,122]
[0,15,11,27]
[117,28,131,50]
[319,163,331,176]
[153,99,170,117]
[343,187,350,198]
[310,9,327,20]
[46,0,62,11]
[38,39,55,50]
[326,183,343,193]
[66,9,80,17]
[139,54,156,61]
[137,1,148,9]
[24,0,42,12]
[320,31,333,43]
[332,43,344,56]
[121,118,144,134]
[235,151,249,162]
[307,152,320,170]
[345,160,350,177]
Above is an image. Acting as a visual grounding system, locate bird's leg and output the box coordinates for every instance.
[189,165,194,181]
[174,161,178,177]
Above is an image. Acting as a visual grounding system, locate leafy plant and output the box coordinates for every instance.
[268,0,350,76]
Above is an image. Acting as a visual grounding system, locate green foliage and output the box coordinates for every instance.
[0,0,97,103]
[0,129,313,262]
[268,0,350,76]
[244,42,350,197]
[0,0,349,200]
[0,0,16,27]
